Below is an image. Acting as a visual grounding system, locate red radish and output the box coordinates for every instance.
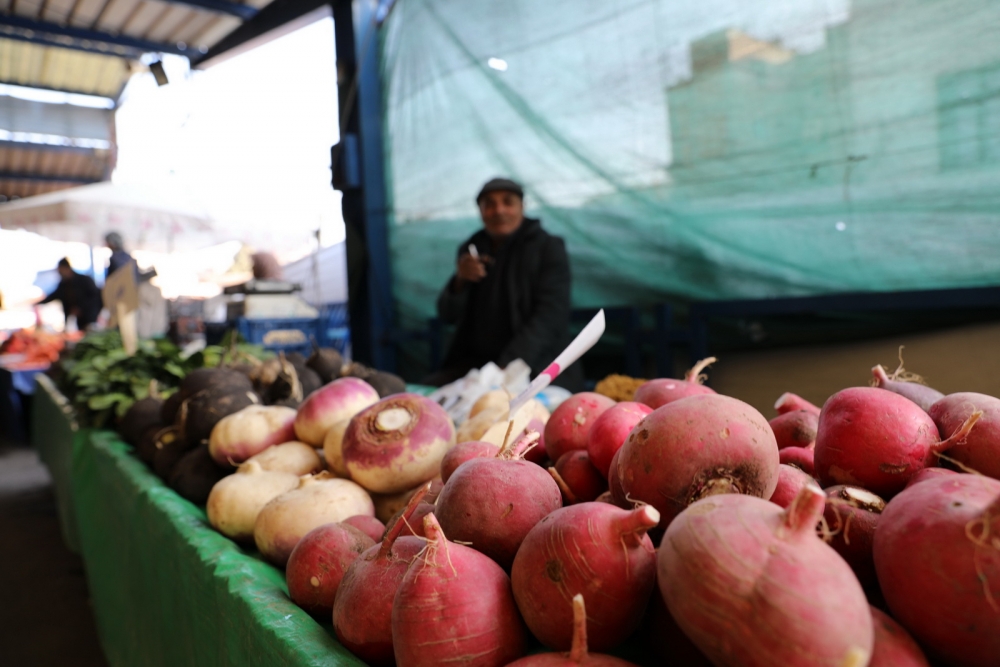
[208,405,297,466]
[342,393,456,494]
[523,418,550,465]
[779,446,815,477]
[617,394,780,528]
[869,607,931,667]
[822,485,886,594]
[392,513,527,667]
[586,402,652,478]
[607,448,629,508]
[659,487,873,666]
[873,474,1000,667]
[388,502,435,538]
[436,431,562,569]
[550,450,606,503]
[294,377,380,445]
[595,491,614,504]
[333,487,430,667]
[768,410,818,450]
[342,514,385,542]
[904,466,958,489]
[633,357,717,410]
[769,464,817,509]
[929,392,1000,479]
[440,440,499,483]
[285,523,374,616]
[643,592,712,667]
[815,387,981,497]
[774,392,820,416]
[544,392,616,462]
[871,351,944,413]
[505,594,640,666]
[511,503,659,651]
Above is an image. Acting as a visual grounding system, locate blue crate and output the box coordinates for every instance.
[236,317,322,358]
[317,302,351,355]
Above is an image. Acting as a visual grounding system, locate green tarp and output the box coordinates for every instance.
[381,0,1000,329]
[69,430,365,667]
[32,375,83,553]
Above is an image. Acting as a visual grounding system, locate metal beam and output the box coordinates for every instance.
[192,0,327,66]
[0,139,104,155]
[0,171,99,183]
[0,14,194,58]
[162,0,257,20]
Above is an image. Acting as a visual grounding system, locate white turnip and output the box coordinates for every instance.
[206,460,299,542]
[293,377,380,445]
[285,522,374,616]
[321,418,351,477]
[342,393,455,494]
[208,405,296,466]
[254,471,374,567]
[244,440,322,476]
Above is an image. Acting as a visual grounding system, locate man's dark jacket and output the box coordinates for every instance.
[436,217,582,389]
[40,272,103,329]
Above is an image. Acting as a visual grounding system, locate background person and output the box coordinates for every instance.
[38,259,103,330]
[430,177,582,390]
[105,232,135,277]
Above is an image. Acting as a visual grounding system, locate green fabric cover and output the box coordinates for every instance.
[381,0,1000,330]
[32,374,83,553]
[71,430,366,667]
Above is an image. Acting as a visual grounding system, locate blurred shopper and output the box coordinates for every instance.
[105,231,135,277]
[429,177,581,389]
[38,259,103,330]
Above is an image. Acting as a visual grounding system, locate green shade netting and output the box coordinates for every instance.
[380,0,1000,332]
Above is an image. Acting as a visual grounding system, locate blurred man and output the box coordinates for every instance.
[431,177,581,389]
[38,258,103,330]
[105,231,134,277]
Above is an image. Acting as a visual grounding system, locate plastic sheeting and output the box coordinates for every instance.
[70,430,365,667]
[381,0,1000,328]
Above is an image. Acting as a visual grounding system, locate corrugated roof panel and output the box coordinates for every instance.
[143,2,198,43]
[42,0,77,24]
[170,10,216,47]
[0,39,128,96]
[96,0,142,34]
[13,0,36,18]
[193,14,241,50]
[121,0,168,39]
[0,146,109,179]
[69,0,113,28]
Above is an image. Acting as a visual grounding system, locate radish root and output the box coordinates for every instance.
[964,498,1000,612]
[684,356,718,385]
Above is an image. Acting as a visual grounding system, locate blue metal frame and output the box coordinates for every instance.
[353,0,396,371]
[0,15,192,58]
[159,0,257,20]
[0,171,99,183]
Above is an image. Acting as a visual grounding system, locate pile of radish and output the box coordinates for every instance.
[120,349,1000,667]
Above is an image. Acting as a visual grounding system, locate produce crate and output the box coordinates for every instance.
[236,317,322,357]
[317,303,350,355]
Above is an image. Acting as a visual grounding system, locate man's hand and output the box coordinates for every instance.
[453,253,488,290]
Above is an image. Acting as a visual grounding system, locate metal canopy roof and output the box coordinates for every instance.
[0,0,274,202]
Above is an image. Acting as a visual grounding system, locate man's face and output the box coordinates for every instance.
[57,265,73,279]
[479,191,524,238]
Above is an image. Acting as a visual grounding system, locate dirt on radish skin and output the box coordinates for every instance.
[779,446,815,477]
[551,450,606,503]
[869,607,931,667]
[505,595,640,666]
[873,475,1000,667]
[435,432,562,570]
[871,364,944,413]
[774,392,821,416]
[768,410,818,450]
[285,523,375,616]
[815,387,981,497]
[333,486,430,667]
[822,485,886,595]
[769,464,817,509]
[617,394,780,529]
[544,392,616,462]
[633,357,717,410]
[586,402,652,479]
[928,392,1000,479]
[391,513,527,667]
[511,503,659,651]
[659,487,873,667]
